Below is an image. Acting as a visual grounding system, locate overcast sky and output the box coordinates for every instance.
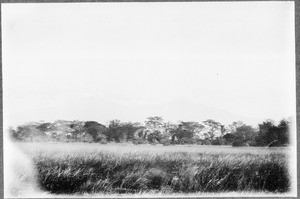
[2,2,295,127]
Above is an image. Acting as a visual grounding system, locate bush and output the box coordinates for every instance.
[202,139,212,145]
[232,139,246,147]
[179,137,194,145]
[247,141,257,146]
[144,168,169,190]
[160,138,171,146]
[100,140,107,144]
[211,138,226,145]
[133,138,148,145]
[170,140,180,145]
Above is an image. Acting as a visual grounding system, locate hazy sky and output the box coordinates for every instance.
[2,2,295,127]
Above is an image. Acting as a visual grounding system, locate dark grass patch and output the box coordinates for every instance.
[33,152,290,194]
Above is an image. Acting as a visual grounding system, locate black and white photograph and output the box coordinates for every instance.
[2,1,297,198]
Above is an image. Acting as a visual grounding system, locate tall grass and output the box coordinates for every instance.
[29,145,290,195]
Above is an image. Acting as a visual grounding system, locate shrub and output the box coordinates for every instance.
[170,140,180,145]
[100,140,107,144]
[179,137,194,144]
[202,139,212,145]
[133,138,148,145]
[144,168,169,190]
[160,138,171,146]
[211,138,226,145]
[247,141,257,146]
[232,139,245,147]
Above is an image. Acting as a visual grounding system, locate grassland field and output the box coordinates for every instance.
[15,142,291,196]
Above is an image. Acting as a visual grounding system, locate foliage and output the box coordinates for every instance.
[203,119,221,141]
[178,137,194,144]
[227,122,257,146]
[36,123,51,132]
[9,117,291,147]
[106,120,124,142]
[211,137,226,145]
[11,124,46,141]
[173,121,204,142]
[84,121,107,142]
[255,119,290,147]
[144,116,164,143]
[232,139,247,147]
[223,133,235,144]
[145,116,164,130]
[121,122,141,141]
[147,130,162,143]
[160,138,171,146]
[133,138,148,145]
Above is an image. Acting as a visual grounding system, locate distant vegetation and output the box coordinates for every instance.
[8,116,292,196]
[9,117,290,147]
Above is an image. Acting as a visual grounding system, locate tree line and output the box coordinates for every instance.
[8,116,290,147]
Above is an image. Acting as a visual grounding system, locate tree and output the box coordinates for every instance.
[255,119,290,147]
[220,125,227,137]
[145,116,164,143]
[160,122,177,144]
[211,123,227,145]
[234,124,257,146]
[145,116,164,131]
[106,121,144,143]
[120,122,142,142]
[226,121,257,146]
[228,121,244,134]
[203,119,221,141]
[255,120,276,146]
[36,122,51,132]
[84,121,107,142]
[173,121,205,144]
[277,119,289,145]
[14,124,46,141]
[69,121,85,141]
[106,120,126,142]
[8,127,19,141]
[223,133,235,144]
[163,122,177,133]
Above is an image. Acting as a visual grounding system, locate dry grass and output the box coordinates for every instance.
[13,143,291,196]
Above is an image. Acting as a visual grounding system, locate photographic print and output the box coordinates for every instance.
[2,1,297,198]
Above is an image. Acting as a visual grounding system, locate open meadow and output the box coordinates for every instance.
[13,142,291,196]
[3,1,296,197]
